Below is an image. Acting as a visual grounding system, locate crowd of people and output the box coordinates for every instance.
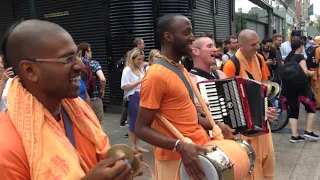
[0,12,319,180]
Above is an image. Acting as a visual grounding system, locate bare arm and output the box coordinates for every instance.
[84,91,92,107]
[198,116,212,130]
[135,107,177,150]
[96,70,106,97]
[300,60,315,76]
[121,79,142,91]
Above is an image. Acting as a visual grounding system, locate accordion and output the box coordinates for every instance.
[197,77,269,137]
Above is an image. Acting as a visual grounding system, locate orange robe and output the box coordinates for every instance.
[223,50,275,180]
[0,77,110,179]
[311,47,320,108]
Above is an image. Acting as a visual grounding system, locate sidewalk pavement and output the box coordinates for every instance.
[101,109,320,180]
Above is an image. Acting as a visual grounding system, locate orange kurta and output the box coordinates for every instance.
[223,51,275,180]
[140,64,213,161]
[311,47,320,108]
[140,63,223,180]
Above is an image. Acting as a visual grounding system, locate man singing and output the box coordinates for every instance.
[135,14,223,180]
[223,29,276,180]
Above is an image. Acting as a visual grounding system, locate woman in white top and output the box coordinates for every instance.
[0,55,14,112]
[145,49,160,72]
[121,48,149,153]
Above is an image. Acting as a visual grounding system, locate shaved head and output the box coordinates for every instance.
[3,20,70,74]
[191,37,217,72]
[238,29,258,43]
[237,29,260,58]
[191,37,213,49]
[1,19,83,103]
[314,36,320,45]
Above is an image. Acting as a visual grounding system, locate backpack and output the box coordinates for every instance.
[306,46,320,69]
[229,54,263,80]
[81,60,96,95]
[280,56,309,90]
[116,55,127,72]
[306,46,315,57]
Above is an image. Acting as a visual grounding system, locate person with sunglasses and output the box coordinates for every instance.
[0,19,134,180]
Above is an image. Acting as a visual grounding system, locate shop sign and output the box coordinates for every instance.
[44,11,69,19]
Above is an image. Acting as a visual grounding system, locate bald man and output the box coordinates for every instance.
[188,37,235,139]
[0,20,133,179]
[310,36,320,108]
[223,29,276,180]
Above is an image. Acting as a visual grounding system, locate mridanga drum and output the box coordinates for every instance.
[179,139,255,180]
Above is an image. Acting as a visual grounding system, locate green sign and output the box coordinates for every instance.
[308,4,314,16]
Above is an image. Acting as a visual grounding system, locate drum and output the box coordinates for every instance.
[179,139,255,180]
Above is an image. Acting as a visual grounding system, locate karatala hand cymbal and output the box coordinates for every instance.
[107,144,135,163]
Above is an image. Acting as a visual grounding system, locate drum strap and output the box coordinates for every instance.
[155,58,195,104]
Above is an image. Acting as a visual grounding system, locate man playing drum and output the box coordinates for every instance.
[135,13,223,180]
[223,29,277,180]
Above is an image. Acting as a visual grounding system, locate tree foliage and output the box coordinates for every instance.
[316,17,320,32]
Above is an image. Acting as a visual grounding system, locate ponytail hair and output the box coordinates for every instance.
[284,39,303,63]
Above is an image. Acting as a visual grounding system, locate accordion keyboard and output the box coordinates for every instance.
[198,81,246,129]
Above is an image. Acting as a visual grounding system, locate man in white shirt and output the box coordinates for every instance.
[188,37,235,139]
[280,30,307,60]
[221,35,238,64]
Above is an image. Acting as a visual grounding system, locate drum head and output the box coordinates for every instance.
[179,155,221,180]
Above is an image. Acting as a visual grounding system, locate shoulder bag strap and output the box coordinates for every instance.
[154,58,195,104]
[230,55,240,76]
[61,108,76,148]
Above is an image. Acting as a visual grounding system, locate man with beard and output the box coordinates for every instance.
[221,35,238,64]
[135,14,223,180]
[272,34,283,64]
[223,29,276,180]
[188,37,235,139]
[0,20,133,179]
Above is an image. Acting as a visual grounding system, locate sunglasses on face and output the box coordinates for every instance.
[24,51,82,65]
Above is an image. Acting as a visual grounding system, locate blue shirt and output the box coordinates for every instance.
[81,56,102,101]
[79,79,86,101]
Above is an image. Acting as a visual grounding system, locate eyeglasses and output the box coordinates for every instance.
[24,51,82,65]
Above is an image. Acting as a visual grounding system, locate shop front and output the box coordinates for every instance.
[271,0,286,38]
[235,0,273,40]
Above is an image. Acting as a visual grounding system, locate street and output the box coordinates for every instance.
[101,108,320,180]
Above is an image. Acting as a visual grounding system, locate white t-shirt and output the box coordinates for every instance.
[121,67,144,97]
[0,78,13,112]
[280,41,307,60]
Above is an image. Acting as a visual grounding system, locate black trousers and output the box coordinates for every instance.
[120,99,129,124]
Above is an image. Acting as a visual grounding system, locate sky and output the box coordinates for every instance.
[235,0,320,20]
[310,0,320,20]
[235,0,259,13]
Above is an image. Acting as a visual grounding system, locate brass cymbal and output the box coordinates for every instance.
[107,144,135,163]
[132,155,142,176]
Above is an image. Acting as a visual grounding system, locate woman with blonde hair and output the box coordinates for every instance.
[145,49,160,71]
[121,48,149,153]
